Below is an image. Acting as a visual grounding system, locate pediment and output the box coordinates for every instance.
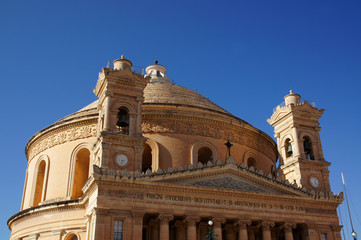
[149,163,305,196]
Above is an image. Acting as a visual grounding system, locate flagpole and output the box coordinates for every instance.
[342,172,357,240]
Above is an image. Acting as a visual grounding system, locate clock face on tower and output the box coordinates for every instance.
[310,176,320,188]
[115,154,128,167]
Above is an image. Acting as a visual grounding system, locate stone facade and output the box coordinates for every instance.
[8,57,343,240]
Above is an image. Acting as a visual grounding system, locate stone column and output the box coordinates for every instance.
[103,95,111,131]
[158,214,174,240]
[149,219,159,240]
[261,221,275,240]
[175,220,186,240]
[283,223,296,240]
[236,220,251,240]
[225,223,236,240]
[136,99,142,135]
[185,216,200,240]
[213,217,226,240]
[291,127,301,158]
[132,210,145,240]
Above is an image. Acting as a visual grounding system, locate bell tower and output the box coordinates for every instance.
[267,91,331,192]
[93,56,150,171]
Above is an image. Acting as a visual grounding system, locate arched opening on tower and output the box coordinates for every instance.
[71,148,90,199]
[198,147,213,165]
[142,143,152,172]
[247,157,256,169]
[116,108,129,135]
[303,136,314,160]
[33,160,46,206]
[285,139,293,158]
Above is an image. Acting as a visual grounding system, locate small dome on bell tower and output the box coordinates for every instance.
[145,60,171,84]
[284,90,301,106]
[113,55,132,71]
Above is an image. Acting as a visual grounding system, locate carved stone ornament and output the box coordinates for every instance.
[261,221,275,228]
[28,122,97,160]
[184,216,201,225]
[158,214,174,223]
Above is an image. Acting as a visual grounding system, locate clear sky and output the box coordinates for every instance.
[1,0,360,239]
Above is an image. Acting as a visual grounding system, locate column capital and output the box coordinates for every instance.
[158,213,174,223]
[131,210,145,218]
[236,219,252,227]
[282,223,297,230]
[184,215,201,225]
[261,221,275,228]
[212,217,226,225]
[331,225,343,231]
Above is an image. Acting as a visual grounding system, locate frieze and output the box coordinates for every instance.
[98,189,305,213]
[141,118,276,158]
[28,122,97,160]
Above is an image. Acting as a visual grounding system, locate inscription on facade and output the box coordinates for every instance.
[101,190,305,212]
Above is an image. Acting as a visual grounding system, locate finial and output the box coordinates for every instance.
[290,90,293,94]
[155,60,158,64]
[121,55,124,59]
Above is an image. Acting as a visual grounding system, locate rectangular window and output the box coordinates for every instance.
[321,233,327,240]
[114,220,123,240]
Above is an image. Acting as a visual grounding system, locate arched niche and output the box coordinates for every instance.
[191,141,219,165]
[67,143,92,199]
[243,151,258,169]
[142,139,159,172]
[30,155,50,207]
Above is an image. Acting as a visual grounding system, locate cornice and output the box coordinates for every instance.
[7,199,83,227]
[91,161,343,204]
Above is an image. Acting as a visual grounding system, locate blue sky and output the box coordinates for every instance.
[1,0,360,239]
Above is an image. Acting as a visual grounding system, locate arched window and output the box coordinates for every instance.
[72,148,90,199]
[303,136,314,160]
[285,139,293,158]
[116,108,129,135]
[142,143,152,172]
[247,157,256,168]
[33,160,46,206]
[65,234,78,240]
[198,146,213,165]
